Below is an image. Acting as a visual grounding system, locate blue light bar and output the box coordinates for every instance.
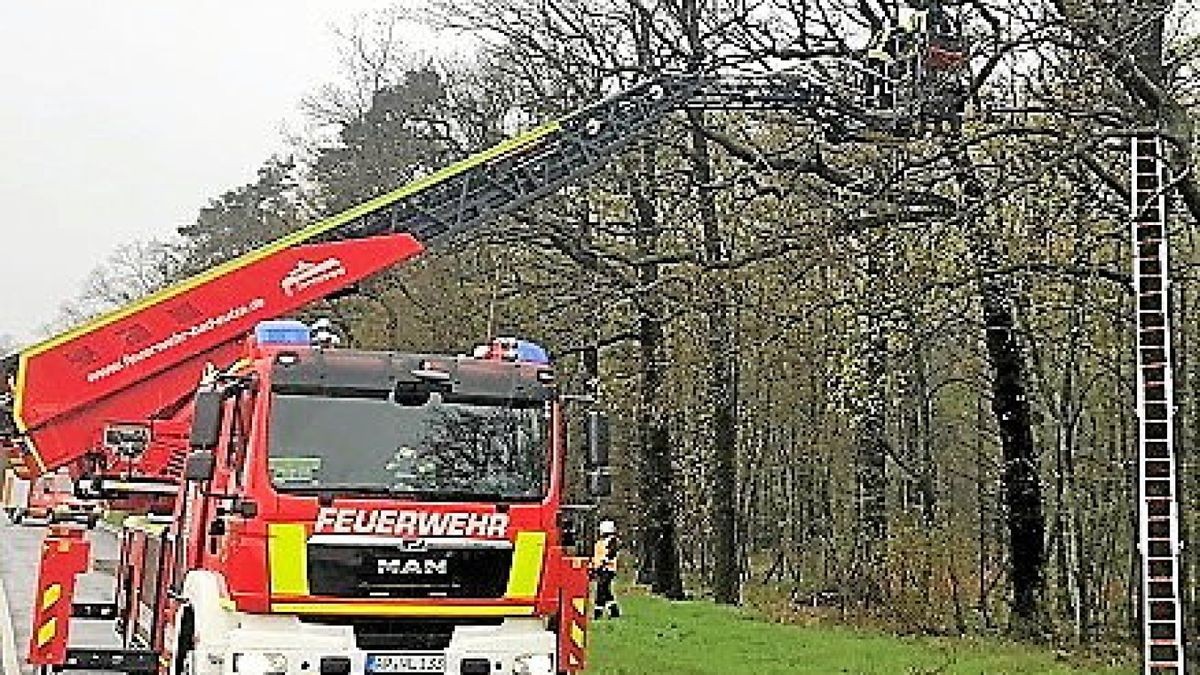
[255,320,311,346]
[515,340,551,365]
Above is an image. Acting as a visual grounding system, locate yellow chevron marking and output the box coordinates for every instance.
[570,622,585,649]
[572,597,586,615]
[36,618,56,647]
[41,584,61,611]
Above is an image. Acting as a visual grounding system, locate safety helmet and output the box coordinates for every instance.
[599,520,617,535]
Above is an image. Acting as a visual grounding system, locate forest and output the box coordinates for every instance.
[47,0,1199,657]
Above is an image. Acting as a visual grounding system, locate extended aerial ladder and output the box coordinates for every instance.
[0,69,955,488]
[0,65,969,673]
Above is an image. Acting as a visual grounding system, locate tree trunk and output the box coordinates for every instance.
[678,0,738,606]
[631,136,684,599]
[951,147,1047,634]
[687,109,740,604]
[853,233,888,604]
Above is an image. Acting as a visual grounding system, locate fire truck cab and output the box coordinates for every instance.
[115,322,595,675]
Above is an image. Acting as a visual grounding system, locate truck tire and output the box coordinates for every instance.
[86,514,99,530]
[11,509,22,525]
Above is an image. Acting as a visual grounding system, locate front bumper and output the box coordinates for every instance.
[199,616,558,675]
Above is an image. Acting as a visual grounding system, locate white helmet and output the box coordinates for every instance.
[598,520,617,535]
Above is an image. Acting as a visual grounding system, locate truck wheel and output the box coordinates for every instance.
[12,509,23,525]
[86,515,99,530]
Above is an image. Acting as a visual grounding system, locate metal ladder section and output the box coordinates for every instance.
[1130,133,1186,675]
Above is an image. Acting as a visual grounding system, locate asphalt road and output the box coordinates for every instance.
[0,518,121,674]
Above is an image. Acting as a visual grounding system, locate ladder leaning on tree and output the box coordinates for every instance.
[1130,133,1187,675]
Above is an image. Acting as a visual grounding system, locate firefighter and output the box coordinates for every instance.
[591,520,621,619]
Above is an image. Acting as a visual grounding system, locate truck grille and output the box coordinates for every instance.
[300,618,503,650]
[307,544,513,599]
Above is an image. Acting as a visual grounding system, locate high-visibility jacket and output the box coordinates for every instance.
[592,535,620,573]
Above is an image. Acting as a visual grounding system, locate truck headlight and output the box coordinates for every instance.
[513,653,554,675]
[234,651,288,674]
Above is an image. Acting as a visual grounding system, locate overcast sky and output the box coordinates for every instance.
[0,1,452,347]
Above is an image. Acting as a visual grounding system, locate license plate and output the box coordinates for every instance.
[366,653,445,673]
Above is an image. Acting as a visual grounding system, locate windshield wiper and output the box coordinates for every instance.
[398,488,543,502]
[277,483,540,502]
[278,483,412,497]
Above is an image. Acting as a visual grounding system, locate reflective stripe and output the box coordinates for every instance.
[271,603,534,617]
[36,618,56,647]
[572,597,586,615]
[268,523,309,596]
[570,622,585,649]
[41,584,61,611]
[504,531,547,599]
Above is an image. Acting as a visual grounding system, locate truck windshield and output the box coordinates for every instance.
[267,390,550,501]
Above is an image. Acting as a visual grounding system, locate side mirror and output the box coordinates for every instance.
[235,499,259,518]
[587,469,612,498]
[184,451,216,482]
[586,411,610,468]
[104,423,151,458]
[189,389,224,451]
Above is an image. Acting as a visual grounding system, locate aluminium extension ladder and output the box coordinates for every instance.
[1131,133,1187,675]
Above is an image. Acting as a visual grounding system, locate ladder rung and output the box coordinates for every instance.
[1148,542,1174,558]
[1140,347,1168,362]
[1145,481,1173,498]
[1148,560,1175,577]
[1147,500,1172,517]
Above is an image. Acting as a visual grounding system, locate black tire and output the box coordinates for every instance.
[13,509,24,525]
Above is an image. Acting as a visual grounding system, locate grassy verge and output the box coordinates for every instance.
[587,591,1136,674]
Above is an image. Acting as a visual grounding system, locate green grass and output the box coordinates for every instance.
[587,592,1136,675]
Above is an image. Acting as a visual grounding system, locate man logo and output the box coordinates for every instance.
[377,558,450,576]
